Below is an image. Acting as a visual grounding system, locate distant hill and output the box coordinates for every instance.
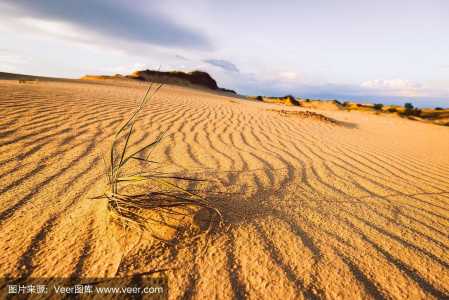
[82,69,237,94]
[129,70,218,90]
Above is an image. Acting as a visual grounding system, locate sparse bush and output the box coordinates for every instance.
[333,99,342,105]
[435,107,444,110]
[387,107,397,113]
[404,102,414,111]
[373,103,384,110]
[404,102,414,110]
[18,79,38,84]
[403,102,421,116]
[305,98,311,102]
[256,96,263,101]
[283,95,300,106]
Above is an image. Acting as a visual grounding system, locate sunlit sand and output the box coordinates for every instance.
[1,76,448,299]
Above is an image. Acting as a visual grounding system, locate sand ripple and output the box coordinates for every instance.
[0,79,448,299]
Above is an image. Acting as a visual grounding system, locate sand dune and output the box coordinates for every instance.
[1,78,449,299]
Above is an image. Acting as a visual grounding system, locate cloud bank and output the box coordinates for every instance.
[1,0,210,49]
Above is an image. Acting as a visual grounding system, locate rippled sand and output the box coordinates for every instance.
[1,78,448,299]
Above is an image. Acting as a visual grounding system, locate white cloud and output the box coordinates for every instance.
[278,71,299,81]
[360,79,423,97]
[361,79,421,90]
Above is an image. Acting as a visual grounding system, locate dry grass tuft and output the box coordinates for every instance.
[95,83,222,241]
[269,109,338,123]
[18,79,39,84]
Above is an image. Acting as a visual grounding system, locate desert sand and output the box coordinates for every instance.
[0,77,448,299]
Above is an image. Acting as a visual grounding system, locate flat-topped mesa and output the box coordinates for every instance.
[129,69,219,90]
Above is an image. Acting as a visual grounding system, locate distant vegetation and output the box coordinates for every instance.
[255,95,301,106]
[403,102,422,116]
[333,99,342,105]
[251,93,448,127]
[404,102,414,110]
[340,101,448,126]
[387,107,397,113]
[283,95,301,106]
[373,103,384,110]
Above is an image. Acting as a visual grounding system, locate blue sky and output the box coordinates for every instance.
[0,0,448,107]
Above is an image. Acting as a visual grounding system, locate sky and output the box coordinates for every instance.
[0,0,448,107]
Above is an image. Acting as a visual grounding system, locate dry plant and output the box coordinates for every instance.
[97,83,222,241]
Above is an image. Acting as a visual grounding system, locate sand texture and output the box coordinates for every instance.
[1,78,449,299]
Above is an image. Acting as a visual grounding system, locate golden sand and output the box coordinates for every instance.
[0,78,448,299]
